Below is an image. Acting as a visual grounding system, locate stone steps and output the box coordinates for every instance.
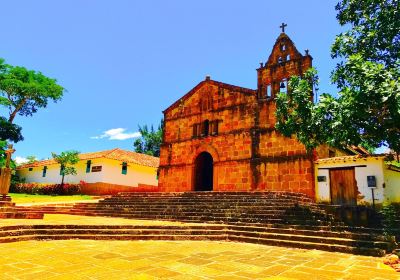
[0,199,44,219]
[29,208,325,218]
[0,224,388,256]
[11,191,393,256]
[15,210,338,227]
[18,204,321,211]
[0,227,386,245]
[0,212,43,219]
[0,224,384,241]
[0,207,18,212]
[101,197,313,201]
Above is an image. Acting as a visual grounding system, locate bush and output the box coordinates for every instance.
[10,174,25,191]
[381,204,400,238]
[11,182,81,195]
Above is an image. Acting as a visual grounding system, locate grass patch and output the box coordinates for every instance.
[388,160,400,168]
[9,193,95,204]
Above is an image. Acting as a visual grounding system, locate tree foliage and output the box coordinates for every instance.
[0,116,23,143]
[275,0,400,156]
[0,58,65,124]
[133,120,163,157]
[0,140,7,168]
[332,0,399,66]
[51,150,80,185]
[26,155,38,164]
[276,69,337,152]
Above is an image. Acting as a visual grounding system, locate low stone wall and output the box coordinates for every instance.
[80,182,159,195]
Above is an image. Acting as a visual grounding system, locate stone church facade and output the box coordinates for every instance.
[158,32,330,197]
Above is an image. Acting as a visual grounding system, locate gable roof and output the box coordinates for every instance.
[17,148,160,169]
[265,33,304,66]
[163,79,256,114]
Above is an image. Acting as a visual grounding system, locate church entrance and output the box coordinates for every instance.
[194,152,213,191]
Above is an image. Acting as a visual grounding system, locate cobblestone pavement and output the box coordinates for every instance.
[0,240,398,280]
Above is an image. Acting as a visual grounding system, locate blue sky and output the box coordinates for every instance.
[1,0,346,161]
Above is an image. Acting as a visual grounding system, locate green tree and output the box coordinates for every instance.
[275,0,400,158]
[26,155,38,164]
[133,120,163,157]
[0,117,23,143]
[0,58,65,124]
[51,150,80,185]
[0,140,7,168]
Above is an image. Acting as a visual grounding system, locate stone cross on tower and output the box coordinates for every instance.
[280,22,287,33]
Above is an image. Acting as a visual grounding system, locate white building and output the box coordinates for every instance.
[16,148,159,195]
[315,155,400,206]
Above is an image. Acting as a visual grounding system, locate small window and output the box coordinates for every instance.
[212,121,218,135]
[278,57,283,64]
[193,124,198,138]
[121,162,128,175]
[42,166,47,177]
[266,84,272,98]
[86,160,92,173]
[280,79,287,93]
[317,176,327,182]
[202,120,209,136]
[92,166,102,172]
[281,44,286,51]
[286,54,291,61]
[28,167,33,171]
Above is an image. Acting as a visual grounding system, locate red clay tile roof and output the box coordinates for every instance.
[17,148,159,169]
[315,154,385,164]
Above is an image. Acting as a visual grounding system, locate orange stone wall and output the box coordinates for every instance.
[159,33,316,198]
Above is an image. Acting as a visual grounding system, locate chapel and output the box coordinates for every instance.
[158,26,342,197]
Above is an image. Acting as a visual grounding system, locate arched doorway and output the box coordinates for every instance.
[194,152,213,191]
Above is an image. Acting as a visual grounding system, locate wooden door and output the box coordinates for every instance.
[329,168,357,206]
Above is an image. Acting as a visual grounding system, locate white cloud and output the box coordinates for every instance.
[91,128,141,141]
[15,156,29,165]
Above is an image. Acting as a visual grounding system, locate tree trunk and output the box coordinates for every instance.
[8,111,18,124]
[61,175,65,186]
[8,98,27,124]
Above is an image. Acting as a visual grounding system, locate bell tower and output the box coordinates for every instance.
[256,23,313,100]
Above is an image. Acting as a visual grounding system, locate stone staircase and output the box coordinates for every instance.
[0,223,389,256]
[12,191,394,256]
[0,200,43,219]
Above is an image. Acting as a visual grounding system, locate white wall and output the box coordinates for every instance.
[17,158,158,187]
[316,169,330,202]
[384,168,400,203]
[97,158,158,187]
[17,161,103,185]
[315,157,386,205]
